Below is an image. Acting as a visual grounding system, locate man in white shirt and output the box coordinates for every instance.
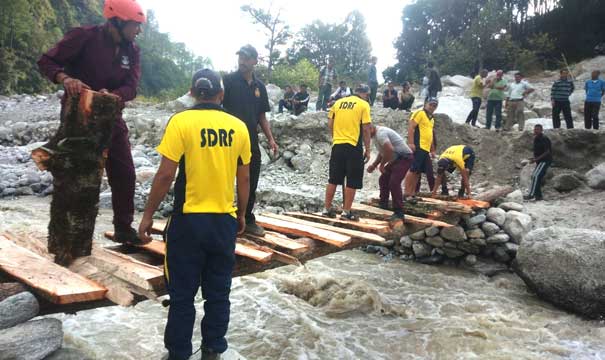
[505,72,534,131]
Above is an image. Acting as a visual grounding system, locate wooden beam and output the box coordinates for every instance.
[267,213,386,244]
[242,231,309,256]
[455,198,491,209]
[285,212,391,236]
[237,239,301,266]
[104,231,165,257]
[235,243,273,263]
[0,236,107,305]
[351,203,453,227]
[417,197,473,213]
[255,215,352,248]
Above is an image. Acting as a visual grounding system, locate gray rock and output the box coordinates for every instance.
[16,186,34,196]
[466,257,510,277]
[290,154,312,172]
[552,173,583,192]
[466,228,485,239]
[486,207,506,226]
[499,202,524,212]
[425,236,444,248]
[464,254,478,266]
[514,227,605,318]
[493,246,512,263]
[259,145,271,166]
[2,188,16,197]
[0,318,63,360]
[504,242,519,254]
[481,222,501,237]
[399,236,413,248]
[586,163,605,189]
[440,226,467,242]
[486,233,510,244]
[443,248,465,258]
[409,230,426,241]
[469,237,487,247]
[424,226,440,237]
[466,214,486,227]
[503,211,532,243]
[412,241,432,258]
[505,189,524,203]
[457,242,480,254]
[0,292,39,330]
[282,150,295,161]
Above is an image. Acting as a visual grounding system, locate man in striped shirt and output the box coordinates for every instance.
[551,69,575,129]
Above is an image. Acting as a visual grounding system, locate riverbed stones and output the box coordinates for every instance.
[481,222,501,236]
[486,233,510,244]
[552,173,583,192]
[0,292,39,330]
[399,236,413,248]
[0,318,63,360]
[464,254,477,266]
[514,227,605,319]
[412,241,432,258]
[443,247,465,259]
[466,214,486,227]
[486,207,506,226]
[425,236,444,248]
[424,226,440,237]
[466,228,485,239]
[586,163,605,189]
[440,226,467,242]
[493,246,511,263]
[504,242,519,255]
[503,211,532,243]
[469,237,487,247]
[410,230,426,241]
[457,242,480,254]
[499,202,524,212]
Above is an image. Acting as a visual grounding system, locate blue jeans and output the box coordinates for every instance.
[485,100,502,129]
[164,213,238,358]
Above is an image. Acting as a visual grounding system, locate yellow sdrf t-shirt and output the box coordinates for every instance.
[329,95,372,147]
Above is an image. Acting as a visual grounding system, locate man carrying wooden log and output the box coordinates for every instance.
[432,145,476,199]
[138,69,251,360]
[37,0,146,246]
[367,124,413,221]
[322,84,372,221]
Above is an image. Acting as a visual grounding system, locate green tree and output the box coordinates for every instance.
[271,59,319,91]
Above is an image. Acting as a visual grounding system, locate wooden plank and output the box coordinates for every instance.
[0,236,107,305]
[255,215,352,248]
[235,243,273,263]
[242,231,309,255]
[87,248,164,292]
[456,198,490,209]
[237,239,301,266]
[417,197,473,213]
[69,257,136,306]
[285,212,390,235]
[267,213,387,244]
[151,221,167,235]
[351,203,453,227]
[104,231,165,257]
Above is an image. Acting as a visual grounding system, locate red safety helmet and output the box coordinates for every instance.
[103,0,146,23]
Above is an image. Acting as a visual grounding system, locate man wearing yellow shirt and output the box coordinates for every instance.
[403,97,438,201]
[432,145,476,198]
[138,69,251,360]
[465,69,487,127]
[323,84,372,221]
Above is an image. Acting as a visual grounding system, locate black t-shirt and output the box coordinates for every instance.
[383,89,398,99]
[293,91,309,105]
[533,134,552,162]
[222,70,270,145]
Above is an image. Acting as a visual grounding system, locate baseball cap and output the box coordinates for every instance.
[355,84,370,94]
[426,97,439,105]
[191,69,223,99]
[236,44,258,59]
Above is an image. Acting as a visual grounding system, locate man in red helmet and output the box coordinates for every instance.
[38,0,146,244]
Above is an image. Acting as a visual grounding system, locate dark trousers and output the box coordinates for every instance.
[164,213,237,358]
[414,157,448,194]
[369,83,378,106]
[293,103,307,115]
[584,102,601,129]
[379,157,412,211]
[529,161,551,199]
[485,100,502,129]
[383,98,399,110]
[246,144,262,224]
[278,99,292,113]
[465,97,482,126]
[552,100,573,129]
[398,95,414,111]
[105,118,135,231]
[316,84,332,111]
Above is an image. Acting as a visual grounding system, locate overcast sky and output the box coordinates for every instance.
[138,0,411,82]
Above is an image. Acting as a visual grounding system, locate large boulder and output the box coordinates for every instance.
[552,173,583,192]
[514,227,605,319]
[486,208,506,226]
[441,75,473,89]
[0,292,39,330]
[586,163,605,189]
[0,318,63,360]
[266,84,283,109]
[503,211,532,243]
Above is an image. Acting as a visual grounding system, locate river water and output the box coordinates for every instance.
[2,197,605,360]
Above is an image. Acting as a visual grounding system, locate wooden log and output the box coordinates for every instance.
[284,212,391,236]
[362,198,444,218]
[351,204,453,227]
[0,283,28,302]
[475,186,514,203]
[255,215,352,247]
[0,235,107,304]
[264,213,386,244]
[0,318,63,360]
[242,231,310,256]
[41,89,119,265]
[0,292,39,330]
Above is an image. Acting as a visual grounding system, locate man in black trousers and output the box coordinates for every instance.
[550,69,575,129]
[524,124,552,201]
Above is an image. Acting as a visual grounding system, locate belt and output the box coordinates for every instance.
[508,99,523,102]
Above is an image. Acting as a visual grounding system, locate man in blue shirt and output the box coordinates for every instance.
[584,70,605,130]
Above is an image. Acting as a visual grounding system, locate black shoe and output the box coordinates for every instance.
[245,222,265,236]
[403,195,420,204]
[201,348,220,360]
[534,196,543,201]
[340,211,360,222]
[378,201,389,210]
[114,227,144,246]
[389,211,405,222]
[322,208,337,218]
[523,194,534,201]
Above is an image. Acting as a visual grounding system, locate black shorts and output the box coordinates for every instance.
[410,149,430,173]
[437,158,456,175]
[329,143,364,189]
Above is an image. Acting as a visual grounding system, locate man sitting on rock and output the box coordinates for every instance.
[292,84,310,116]
[327,81,351,108]
[524,124,552,201]
[383,82,399,110]
[278,85,295,114]
[398,81,415,111]
[367,124,413,221]
[432,145,475,198]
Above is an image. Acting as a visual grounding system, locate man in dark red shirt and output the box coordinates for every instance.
[37,0,146,244]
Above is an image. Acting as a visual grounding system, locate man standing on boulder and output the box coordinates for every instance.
[485,70,507,131]
[505,72,534,131]
[584,70,605,130]
[323,85,372,221]
[368,56,379,106]
[432,145,475,198]
[37,0,145,244]
[223,44,278,236]
[524,124,552,201]
[367,124,413,221]
[551,69,575,129]
[317,59,338,111]
[465,69,487,127]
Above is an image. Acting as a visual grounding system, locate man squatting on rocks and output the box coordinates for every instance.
[403,97,438,202]
[37,0,146,245]
[432,145,475,199]
[139,69,251,360]
[223,44,278,236]
[323,85,372,221]
[367,125,413,221]
[524,124,552,201]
